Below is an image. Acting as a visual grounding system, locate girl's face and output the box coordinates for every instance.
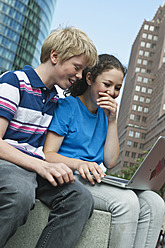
[87,68,124,104]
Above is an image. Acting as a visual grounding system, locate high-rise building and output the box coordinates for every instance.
[114,2,165,172]
[0,0,56,74]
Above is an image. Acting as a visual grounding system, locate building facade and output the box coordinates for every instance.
[114,3,165,172]
[0,0,56,74]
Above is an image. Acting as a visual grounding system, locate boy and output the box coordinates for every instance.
[0,26,97,248]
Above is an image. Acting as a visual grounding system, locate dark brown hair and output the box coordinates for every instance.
[64,54,127,97]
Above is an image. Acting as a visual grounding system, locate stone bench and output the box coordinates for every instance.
[5,199,111,248]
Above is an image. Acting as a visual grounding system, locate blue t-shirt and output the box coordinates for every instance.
[48,96,108,165]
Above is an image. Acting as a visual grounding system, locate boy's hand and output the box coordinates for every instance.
[77,161,106,185]
[38,161,75,187]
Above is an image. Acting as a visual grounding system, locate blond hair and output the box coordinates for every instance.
[40,26,98,68]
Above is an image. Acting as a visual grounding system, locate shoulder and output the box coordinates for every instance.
[57,96,78,111]
[0,71,18,82]
[0,71,20,88]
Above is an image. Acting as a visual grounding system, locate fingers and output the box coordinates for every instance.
[43,162,75,187]
[78,162,106,185]
[97,92,117,118]
[97,92,117,108]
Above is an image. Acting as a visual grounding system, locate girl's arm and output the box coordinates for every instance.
[103,119,119,168]
[97,91,119,168]
[44,131,105,184]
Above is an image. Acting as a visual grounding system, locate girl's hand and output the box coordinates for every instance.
[76,161,106,185]
[97,91,118,121]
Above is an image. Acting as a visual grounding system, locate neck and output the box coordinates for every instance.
[35,63,53,89]
[78,90,98,114]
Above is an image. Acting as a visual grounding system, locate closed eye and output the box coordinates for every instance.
[104,83,110,87]
[115,86,121,91]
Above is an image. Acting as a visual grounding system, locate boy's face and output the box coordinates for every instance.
[53,54,88,90]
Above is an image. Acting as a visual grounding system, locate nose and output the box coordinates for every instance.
[107,87,115,97]
[76,70,83,80]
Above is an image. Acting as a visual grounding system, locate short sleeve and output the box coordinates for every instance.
[0,71,20,121]
[48,97,74,136]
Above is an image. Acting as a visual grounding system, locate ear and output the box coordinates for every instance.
[50,50,58,65]
[86,72,92,86]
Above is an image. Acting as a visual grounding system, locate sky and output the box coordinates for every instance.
[50,0,165,104]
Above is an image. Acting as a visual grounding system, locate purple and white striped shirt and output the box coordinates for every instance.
[0,65,59,159]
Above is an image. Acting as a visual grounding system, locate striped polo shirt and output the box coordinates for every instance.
[0,65,59,159]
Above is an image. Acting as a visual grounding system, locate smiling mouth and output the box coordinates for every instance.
[68,79,75,86]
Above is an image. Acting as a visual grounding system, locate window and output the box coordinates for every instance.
[138,154,142,159]
[146,98,150,103]
[141,87,146,93]
[137,76,142,82]
[148,34,152,40]
[152,44,156,49]
[139,97,144,102]
[135,132,140,138]
[148,61,153,67]
[136,115,141,121]
[127,141,132,146]
[149,26,154,31]
[133,142,138,148]
[141,41,145,47]
[142,116,147,122]
[163,104,165,110]
[150,52,154,57]
[141,68,146,73]
[132,105,137,111]
[142,33,147,38]
[144,51,149,57]
[137,59,142,64]
[144,24,149,30]
[144,107,149,113]
[123,161,128,167]
[153,35,158,41]
[146,43,151,48]
[143,60,147,65]
[137,106,142,112]
[131,152,136,159]
[135,67,140,72]
[148,88,152,94]
[130,114,135,120]
[163,57,165,63]
[139,50,144,56]
[125,151,130,157]
[129,130,134,137]
[140,143,144,150]
[135,85,140,91]
[143,77,148,83]
[134,95,139,101]
[142,133,146,139]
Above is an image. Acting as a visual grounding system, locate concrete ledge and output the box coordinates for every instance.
[5,199,111,248]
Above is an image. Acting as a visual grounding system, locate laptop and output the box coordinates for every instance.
[100,136,165,191]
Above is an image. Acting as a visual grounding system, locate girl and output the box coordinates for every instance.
[44,54,165,248]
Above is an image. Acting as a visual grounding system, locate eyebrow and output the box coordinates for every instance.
[103,80,122,86]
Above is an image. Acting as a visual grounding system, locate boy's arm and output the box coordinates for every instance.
[0,117,74,186]
[44,131,105,185]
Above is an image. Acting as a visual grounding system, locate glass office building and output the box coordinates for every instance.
[0,0,56,73]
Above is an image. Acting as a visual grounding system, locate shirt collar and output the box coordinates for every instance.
[22,65,58,96]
